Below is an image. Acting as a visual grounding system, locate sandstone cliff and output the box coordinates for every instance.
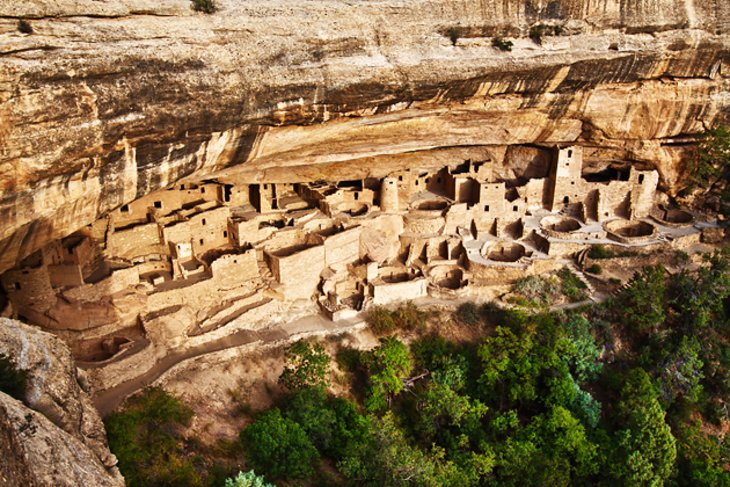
[0,0,729,272]
[0,318,123,486]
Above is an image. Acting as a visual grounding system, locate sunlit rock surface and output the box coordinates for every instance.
[0,0,729,272]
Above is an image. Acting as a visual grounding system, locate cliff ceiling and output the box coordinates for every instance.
[0,0,729,273]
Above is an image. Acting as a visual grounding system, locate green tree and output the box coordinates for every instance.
[224,470,274,487]
[363,337,412,412]
[675,422,730,486]
[104,387,200,487]
[241,409,319,480]
[618,266,667,332]
[278,340,330,391]
[611,369,677,486]
[0,353,27,401]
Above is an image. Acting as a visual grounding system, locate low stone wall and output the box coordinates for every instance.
[372,278,428,305]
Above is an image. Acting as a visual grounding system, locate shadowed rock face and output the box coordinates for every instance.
[0,0,729,272]
[0,318,124,486]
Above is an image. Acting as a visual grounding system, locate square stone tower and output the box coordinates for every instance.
[549,145,583,211]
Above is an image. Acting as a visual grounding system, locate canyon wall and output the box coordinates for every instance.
[0,0,729,273]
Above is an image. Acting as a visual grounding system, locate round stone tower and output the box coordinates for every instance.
[380,176,399,212]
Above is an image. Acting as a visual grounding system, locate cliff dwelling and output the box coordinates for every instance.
[0,144,717,390]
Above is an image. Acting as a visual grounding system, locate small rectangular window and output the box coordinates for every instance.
[568,149,573,158]
[120,204,129,213]
[484,205,490,212]
[354,192,359,200]
[398,176,403,182]
[638,174,645,184]
[199,239,204,245]
[14,282,21,291]
[202,218,206,225]
[513,205,518,212]
[154,201,162,209]
[201,187,206,193]
[223,231,228,238]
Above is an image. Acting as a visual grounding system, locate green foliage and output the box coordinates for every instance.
[366,305,396,335]
[617,265,667,332]
[455,301,481,325]
[338,411,479,486]
[658,336,704,405]
[0,353,27,401]
[588,245,611,259]
[363,337,412,412]
[611,369,677,487]
[278,340,330,391]
[512,275,561,307]
[283,387,370,460]
[563,314,603,384]
[447,27,460,46]
[557,267,589,302]
[528,23,564,44]
[241,409,319,480]
[492,37,513,51]
[586,263,602,274]
[17,19,33,34]
[366,302,427,335]
[691,126,730,216]
[675,422,730,486]
[223,470,273,487]
[191,0,216,14]
[105,387,200,487]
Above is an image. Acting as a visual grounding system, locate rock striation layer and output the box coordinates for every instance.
[0,0,729,272]
[0,318,123,486]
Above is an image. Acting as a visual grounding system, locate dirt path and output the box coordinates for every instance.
[92,313,362,416]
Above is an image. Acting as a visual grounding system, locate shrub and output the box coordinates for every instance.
[588,245,612,259]
[392,302,427,332]
[558,267,589,302]
[17,20,33,34]
[0,353,27,401]
[191,0,216,14]
[366,306,396,335]
[455,301,481,325]
[447,27,460,46]
[224,470,273,487]
[586,264,602,275]
[492,37,513,51]
[241,409,319,480]
[513,275,561,306]
[279,340,330,391]
[105,387,200,487]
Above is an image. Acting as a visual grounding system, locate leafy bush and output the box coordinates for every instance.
[105,387,200,487]
[513,275,561,306]
[393,301,428,331]
[0,353,27,401]
[366,306,396,335]
[447,27,460,46]
[17,20,33,34]
[241,409,319,480]
[279,340,330,391]
[586,264,602,274]
[492,37,513,51]
[528,23,564,44]
[557,267,589,302]
[224,470,273,487]
[455,301,481,325]
[366,302,427,335]
[191,0,216,14]
[588,245,612,259]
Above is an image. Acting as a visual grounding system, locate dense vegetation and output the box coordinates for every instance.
[691,126,730,217]
[0,353,27,401]
[107,250,730,486]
